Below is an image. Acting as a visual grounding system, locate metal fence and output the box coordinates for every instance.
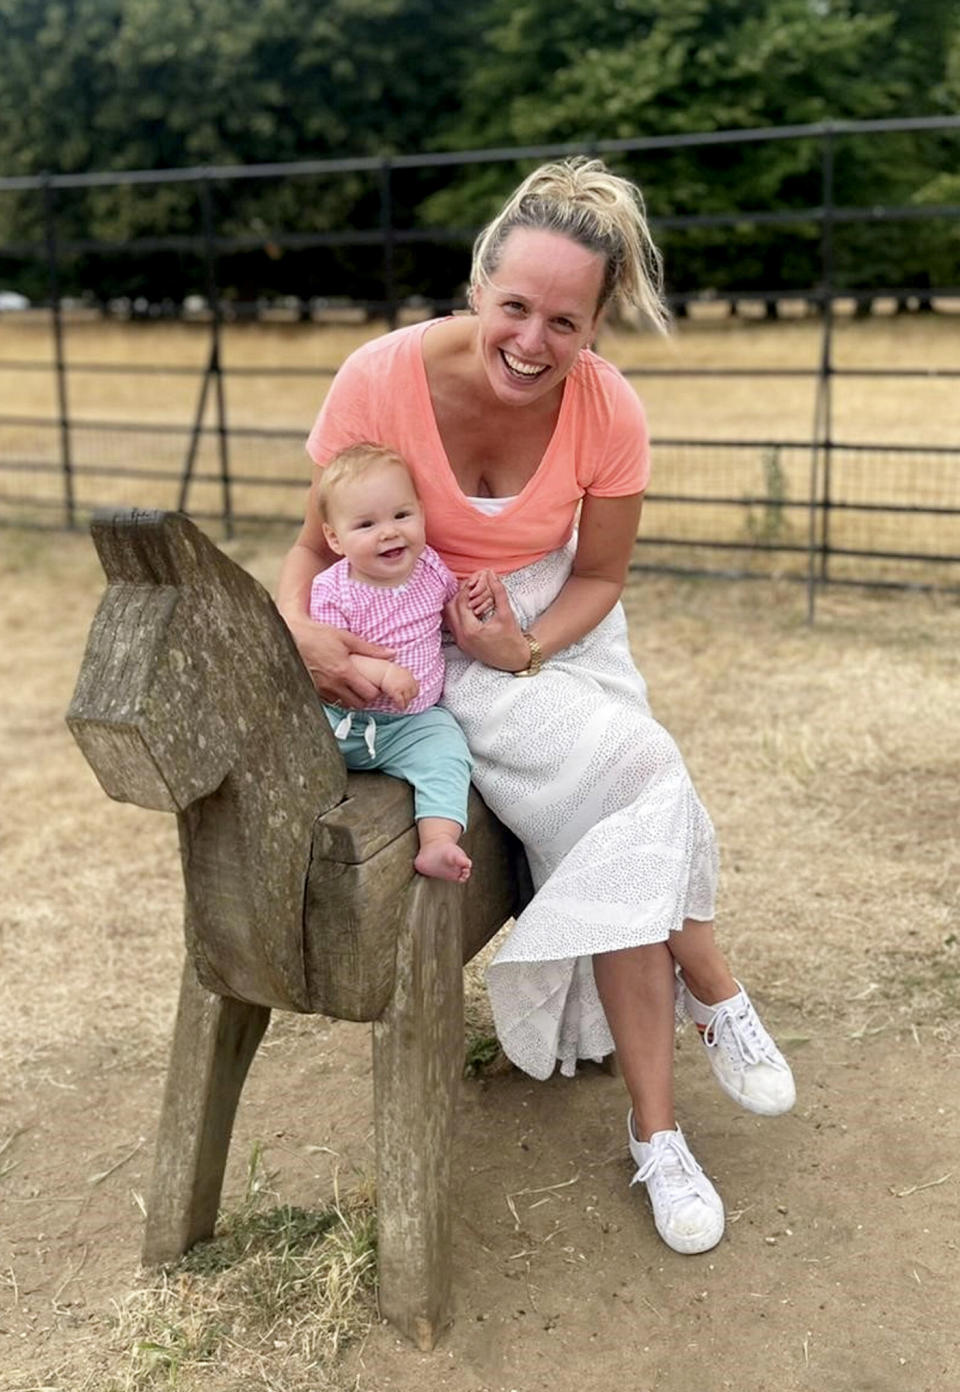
[2,114,959,614]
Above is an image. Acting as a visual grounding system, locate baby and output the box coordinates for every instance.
[310,442,492,882]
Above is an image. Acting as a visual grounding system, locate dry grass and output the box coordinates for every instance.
[603,309,960,446]
[77,1148,377,1392]
[601,313,960,582]
[1,311,958,585]
[4,525,955,1078]
[1,524,958,1391]
[618,573,960,1044]
[2,305,956,443]
[2,314,960,1387]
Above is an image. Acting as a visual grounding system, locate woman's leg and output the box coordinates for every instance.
[667,919,796,1117]
[593,942,675,1139]
[594,942,725,1255]
[667,918,737,1005]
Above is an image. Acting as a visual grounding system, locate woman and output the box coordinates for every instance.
[277,158,795,1256]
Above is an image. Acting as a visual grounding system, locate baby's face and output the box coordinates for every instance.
[322,462,426,587]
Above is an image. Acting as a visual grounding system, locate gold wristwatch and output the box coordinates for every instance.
[513,630,543,678]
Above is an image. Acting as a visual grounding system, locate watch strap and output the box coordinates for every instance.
[513,630,543,677]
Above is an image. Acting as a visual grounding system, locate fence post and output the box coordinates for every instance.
[200,176,233,539]
[817,127,836,586]
[806,126,837,622]
[380,158,397,331]
[43,178,75,529]
[805,427,821,625]
[176,342,217,514]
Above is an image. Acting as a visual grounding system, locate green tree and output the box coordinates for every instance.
[1,0,957,305]
[421,0,960,300]
[0,0,482,301]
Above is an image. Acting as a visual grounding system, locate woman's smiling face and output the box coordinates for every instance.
[472,228,606,408]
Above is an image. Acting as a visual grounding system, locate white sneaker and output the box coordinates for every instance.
[684,980,796,1116]
[627,1112,725,1255]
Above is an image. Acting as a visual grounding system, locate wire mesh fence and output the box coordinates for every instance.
[1,115,958,610]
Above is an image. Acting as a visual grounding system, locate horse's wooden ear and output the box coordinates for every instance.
[91,510,211,586]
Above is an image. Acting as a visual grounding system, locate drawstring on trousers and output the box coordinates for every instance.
[333,710,378,759]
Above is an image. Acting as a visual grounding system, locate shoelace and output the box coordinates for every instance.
[703,1000,770,1067]
[631,1133,702,1200]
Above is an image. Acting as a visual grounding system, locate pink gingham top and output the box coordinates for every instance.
[309,545,459,715]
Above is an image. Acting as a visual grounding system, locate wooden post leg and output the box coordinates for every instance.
[600,1051,621,1077]
[372,878,464,1351]
[142,954,270,1266]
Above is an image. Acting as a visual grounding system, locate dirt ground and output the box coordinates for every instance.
[1,528,958,1392]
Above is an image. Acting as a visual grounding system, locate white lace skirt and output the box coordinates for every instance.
[441,542,718,1080]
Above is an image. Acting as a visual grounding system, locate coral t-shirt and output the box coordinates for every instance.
[305,319,650,578]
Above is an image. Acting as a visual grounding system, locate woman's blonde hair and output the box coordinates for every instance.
[470,156,668,332]
[316,442,414,522]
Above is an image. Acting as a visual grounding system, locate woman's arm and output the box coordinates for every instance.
[444,492,643,671]
[275,479,394,706]
[275,482,335,622]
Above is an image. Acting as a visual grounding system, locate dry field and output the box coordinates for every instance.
[1,309,959,586]
[1,522,958,1391]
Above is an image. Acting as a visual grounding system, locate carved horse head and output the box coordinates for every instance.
[68,510,346,1011]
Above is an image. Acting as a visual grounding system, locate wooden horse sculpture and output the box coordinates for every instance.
[67,509,531,1350]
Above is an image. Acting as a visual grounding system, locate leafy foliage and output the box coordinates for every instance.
[0,0,957,304]
[424,0,960,298]
[0,0,482,301]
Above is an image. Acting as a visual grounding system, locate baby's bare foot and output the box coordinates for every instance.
[414,841,472,883]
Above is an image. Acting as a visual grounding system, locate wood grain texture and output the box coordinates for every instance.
[67,510,347,1011]
[312,772,416,864]
[458,791,533,962]
[372,877,465,1350]
[143,956,270,1265]
[66,510,537,1348]
[304,824,416,1020]
[305,780,532,1019]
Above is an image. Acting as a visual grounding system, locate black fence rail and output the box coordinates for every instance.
[1,114,959,617]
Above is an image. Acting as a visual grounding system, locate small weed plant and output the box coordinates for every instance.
[744,445,793,546]
[463,1031,503,1077]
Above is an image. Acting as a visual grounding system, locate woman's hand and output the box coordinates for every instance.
[445,572,531,672]
[283,611,394,707]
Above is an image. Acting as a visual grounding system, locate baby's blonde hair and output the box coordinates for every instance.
[471,156,668,332]
[317,442,415,523]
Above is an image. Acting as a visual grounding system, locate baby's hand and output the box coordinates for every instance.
[381,663,419,710]
[464,569,497,620]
